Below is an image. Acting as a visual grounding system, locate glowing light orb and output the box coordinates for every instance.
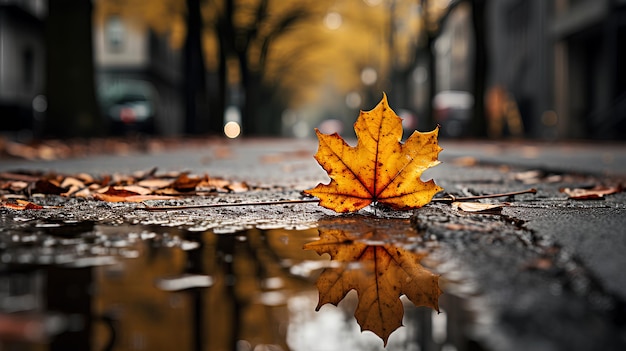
[224,121,241,138]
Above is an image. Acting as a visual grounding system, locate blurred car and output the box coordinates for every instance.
[99,79,157,135]
[433,90,474,138]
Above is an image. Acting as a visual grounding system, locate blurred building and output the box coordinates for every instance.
[0,1,184,137]
[429,0,626,140]
[552,0,626,139]
[432,1,475,138]
[487,0,626,139]
[0,0,46,135]
[94,14,184,135]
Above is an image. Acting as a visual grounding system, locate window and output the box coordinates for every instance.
[105,15,125,52]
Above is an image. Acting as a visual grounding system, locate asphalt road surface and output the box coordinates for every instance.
[1,138,625,350]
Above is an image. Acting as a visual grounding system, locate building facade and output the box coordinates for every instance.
[0,0,46,135]
[0,1,184,137]
[94,13,184,136]
[551,0,626,139]
[487,0,626,139]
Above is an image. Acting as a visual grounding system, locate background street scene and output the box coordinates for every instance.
[1,0,626,350]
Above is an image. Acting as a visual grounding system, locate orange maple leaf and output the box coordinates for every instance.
[305,94,443,212]
[304,220,442,345]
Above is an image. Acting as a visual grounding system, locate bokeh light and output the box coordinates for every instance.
[224,121,241,138]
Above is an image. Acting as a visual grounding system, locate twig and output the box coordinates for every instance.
[431,188,537,203]
[138,188,537,211]
[139,199,320,211]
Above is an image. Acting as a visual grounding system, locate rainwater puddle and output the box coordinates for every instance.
[0,217,480,351]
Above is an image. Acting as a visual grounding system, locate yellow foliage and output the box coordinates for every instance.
[94,0,440,109]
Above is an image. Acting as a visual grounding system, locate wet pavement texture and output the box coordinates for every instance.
[1,138,626,351]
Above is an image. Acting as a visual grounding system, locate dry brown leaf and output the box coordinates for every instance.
[137,178,174,189]
[101,187,141,197]
[75,173,95,184]
[2,200,48,210]
[33,179,66,195]
[452,201,506,213]
[94,194,175,202]
[4,181,29,192]
[171,174,204,192]
[514,170,543,184]
[226,181,249,193]
[117,185,152,196]
[561,185,621,200]
[450,156,478,167]
[60,177,87,197]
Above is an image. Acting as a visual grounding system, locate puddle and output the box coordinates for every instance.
[0,218,481,351]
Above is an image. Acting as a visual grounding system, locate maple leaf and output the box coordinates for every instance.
[305,94,443,212]
[303,220,442,345]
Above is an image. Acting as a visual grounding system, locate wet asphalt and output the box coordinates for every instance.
[1,138,626,350]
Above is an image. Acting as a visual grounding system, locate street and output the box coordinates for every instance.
[1,138,625,350]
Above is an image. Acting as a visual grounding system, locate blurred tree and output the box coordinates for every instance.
[95,0,404,136]
[387,0,422,116]
[45,0,102,138]
[208,0,336,135]
[470,0,487,137]
[96,0,215,135]
[414,0,488,136]
[415,0,463,130]
[184,0,213,134]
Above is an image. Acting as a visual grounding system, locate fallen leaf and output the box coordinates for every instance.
[3,181,29,192]
[137,178,173,189]
[75,173,95,184]
[514,170,543,184]
[305,94,443,212]
[116,185,152,196]
[94,194,175,202]
[452,201,506,213]
[171,174,204,192]
[60,177,87,197]
[450,156,478,167]
[304,222,441,345]
[99,186,141,197]
[33,179,66,195]
[560,185,621,200]
[3,200,45,210]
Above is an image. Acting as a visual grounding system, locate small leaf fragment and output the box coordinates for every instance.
[561,185,621,200]
[452,201,506,213]
[3,200,48,210]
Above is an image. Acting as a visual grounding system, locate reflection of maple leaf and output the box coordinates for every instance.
[304,226,442,345]
[305,94,443,213]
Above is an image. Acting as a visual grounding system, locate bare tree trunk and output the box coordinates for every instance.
[45,0,101,138]
[184,0,215,135]
[471,0,488,137]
